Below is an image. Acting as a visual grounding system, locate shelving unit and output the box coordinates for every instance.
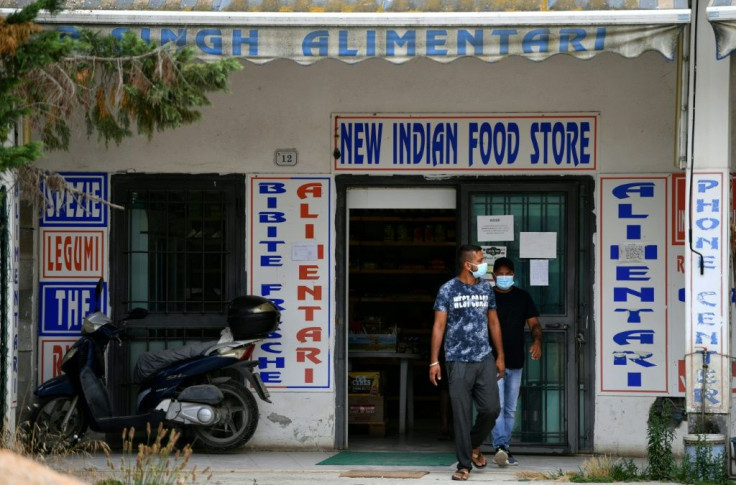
[347,208,456,429]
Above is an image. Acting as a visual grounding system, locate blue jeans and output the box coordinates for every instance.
[491,367,523,449]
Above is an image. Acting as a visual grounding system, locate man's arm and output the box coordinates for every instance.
[528,316,542,360]
[487,309,505,378]
[429,310,447,386]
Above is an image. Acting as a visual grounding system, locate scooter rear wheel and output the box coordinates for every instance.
[193,382,258,451]
[26,396,87,454]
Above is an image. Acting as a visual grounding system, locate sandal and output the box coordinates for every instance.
[471,450,487,468]
[452,468,470,481]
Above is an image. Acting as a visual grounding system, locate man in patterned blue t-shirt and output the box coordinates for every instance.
[430,244,506,481]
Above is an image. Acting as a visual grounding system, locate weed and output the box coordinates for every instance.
[95,423,211,485]
[646,398,676,480]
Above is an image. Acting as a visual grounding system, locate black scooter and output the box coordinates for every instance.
[27,280,279,453]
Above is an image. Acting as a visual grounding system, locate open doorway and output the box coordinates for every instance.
[345,187,456,449]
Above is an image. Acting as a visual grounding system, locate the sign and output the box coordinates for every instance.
[40,172,108,227]
[52,24,683,64]
[332,114,597,172]
[41,229,105,279]
[685,171,730,414]
[248,176,332,390]
[599,177,668,394]
[39,337,77,384]
[39,282,107,336]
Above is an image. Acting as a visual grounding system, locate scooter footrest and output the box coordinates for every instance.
[94,411,166,433]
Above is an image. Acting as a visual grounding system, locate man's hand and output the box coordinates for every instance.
[496,356,506,380]
[429,364,442,386]
[529,340,542,360]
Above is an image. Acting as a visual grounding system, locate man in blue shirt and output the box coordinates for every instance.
[430,244,506,481]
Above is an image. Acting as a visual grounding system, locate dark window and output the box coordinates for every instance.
[111,174,244,327]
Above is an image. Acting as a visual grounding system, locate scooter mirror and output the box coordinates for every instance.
[93,278,104,312]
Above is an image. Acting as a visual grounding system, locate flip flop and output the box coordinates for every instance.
[471,450,487,468]
[452,468,470,481]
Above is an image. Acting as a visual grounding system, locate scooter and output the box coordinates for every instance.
[26,280,279,453]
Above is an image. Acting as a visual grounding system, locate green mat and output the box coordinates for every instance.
[317,451,456,466]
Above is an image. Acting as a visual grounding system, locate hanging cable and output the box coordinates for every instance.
[687,0,705,275]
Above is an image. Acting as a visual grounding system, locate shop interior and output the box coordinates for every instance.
[347,207,457,447]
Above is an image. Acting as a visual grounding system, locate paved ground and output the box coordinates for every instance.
[45,450,661,485]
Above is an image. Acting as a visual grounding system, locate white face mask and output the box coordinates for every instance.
[495,275,515,290]
[469,262,488,278]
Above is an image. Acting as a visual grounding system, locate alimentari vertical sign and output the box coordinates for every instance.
[248,176,331,390]
[599,177,668,394]
[38,173,108,384]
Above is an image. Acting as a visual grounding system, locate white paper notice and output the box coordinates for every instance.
[530,259,549,286]
[477,215,514,242]
[292,243,318,261]
[519,232,557,259]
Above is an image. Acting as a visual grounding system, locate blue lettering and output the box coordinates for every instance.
[261,255,283,266]
[259,212,286,223]
[614,308,653,323]
[492,29,517,55]
[612,182,655,199]
[616,266,650,281]
[522,28,550,54]
[259,182,286,194]
[613,287,654,302]
[457,29,483,56]
[697,179,718,193]
[161,28,187,48]
[232,29,258,56]
[426,29,448,56]
[196,29,222,56]
[303,30,328,57]
[260,372,283,384]
[386,30,416,56]
[339,30,358,56]
[560,28,586,52]
[613,329,655,345]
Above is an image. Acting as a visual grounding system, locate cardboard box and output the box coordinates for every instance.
[348,395,385,424]
[348,371,382,396]
[348,334,397,352]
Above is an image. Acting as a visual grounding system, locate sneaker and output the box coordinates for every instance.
[505,450,519,466]
[493,447,508,467]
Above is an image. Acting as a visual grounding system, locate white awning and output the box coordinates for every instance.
[707,0,736,59]
[1,3,691,64]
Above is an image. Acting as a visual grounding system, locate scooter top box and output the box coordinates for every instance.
[227,295,280,340]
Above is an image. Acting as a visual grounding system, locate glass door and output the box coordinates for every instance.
[460,181,588,453]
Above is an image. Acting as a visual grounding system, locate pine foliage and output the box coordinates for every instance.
[1,0,242,170]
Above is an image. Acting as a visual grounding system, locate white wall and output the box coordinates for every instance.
[37,52,677,176]
[32,51,681,451]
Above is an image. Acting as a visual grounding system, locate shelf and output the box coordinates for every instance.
[350,269,449,274]
[350,241,454,246]
[350,216,455,222]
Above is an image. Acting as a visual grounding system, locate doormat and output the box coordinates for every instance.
[340,471,429,478]
[317,451,456,466]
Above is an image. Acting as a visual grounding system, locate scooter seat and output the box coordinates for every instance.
[133,341,218,383]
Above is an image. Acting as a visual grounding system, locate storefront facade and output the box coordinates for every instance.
[2,0,734,456]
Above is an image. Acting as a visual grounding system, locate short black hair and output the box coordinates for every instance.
[493,257,515,273]
[457,244,482,269]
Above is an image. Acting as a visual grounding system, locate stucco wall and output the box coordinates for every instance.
[36,51,677,176]
[29,51,680,451]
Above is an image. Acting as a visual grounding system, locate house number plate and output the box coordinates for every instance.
[275,149,298,166]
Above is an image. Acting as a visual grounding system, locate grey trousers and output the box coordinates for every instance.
[446,357,501,471]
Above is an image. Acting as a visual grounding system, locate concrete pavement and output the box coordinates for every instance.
[46,450,660,484]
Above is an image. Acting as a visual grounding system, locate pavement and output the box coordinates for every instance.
[43,448,663,485]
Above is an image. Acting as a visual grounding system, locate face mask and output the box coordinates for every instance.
[495,275,515,290]
[469,262,488,278]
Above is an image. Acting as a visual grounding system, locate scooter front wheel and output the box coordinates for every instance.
[193,382,258,452]
[27,396,87,454]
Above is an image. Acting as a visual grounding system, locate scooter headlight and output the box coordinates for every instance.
[217,346,249,360]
